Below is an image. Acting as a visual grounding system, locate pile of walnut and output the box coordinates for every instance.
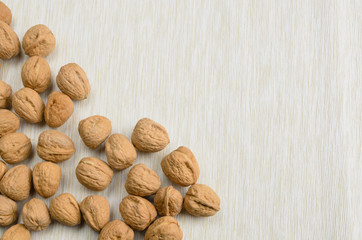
[0,2,220,240]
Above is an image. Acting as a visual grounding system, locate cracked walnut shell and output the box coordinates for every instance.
[12,88,44,123]
[0,80,12,109]
[105,134,137,171]
[80,195,110,232]
[21,56,51,93]
[119,195,157,231]
[78,115,112,149]
[154,186,183,217]
[0,132,32,164]
[22,24,56,57]
[0,195,17,226]
[44,91,74,128]
[1,224,30,240]
[0,2,12,25]
[33,162,61,198]
[161,146,200,186]
[49,193,81,226]
[0,164,32,201]
[22,198,51,231]
[98,220,134,240]
[0,21,20,60]
[145,216,183,240]
[184,184,220,217]
[0,109,20,138]
[125,164,161,197]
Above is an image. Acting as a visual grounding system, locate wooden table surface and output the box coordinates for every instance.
[0,0,361,239]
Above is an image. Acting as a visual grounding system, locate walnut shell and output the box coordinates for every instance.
[161,146,200,187]
[0,160,7,180]
[0,195,17,226]
[12,88,44,123]
[56,63,90,100]
[44,91,74,128]
[98,220,134,240]
[37,130,75,163]
[145,216,183,240]
[0,21,19,60]
[32,162,61,198]
[78,115,112,149]
[154,186,183,216]
[0,132,32,164]
[0,165,32,201]
[119,195,157,231]
[125,164,161,196]
[1,224,30,240]
[22,198,51,231]
[131,118,169,152]
[76,157,113,191]
[21,56,51,93]
[80,195,110,232]
[0,2,12,25]
[105,134,137,171]
[0,80,12,109]
[49,193,81,226]
[22,24,55,57]
[0,109,19,138]
[184,184,220,217]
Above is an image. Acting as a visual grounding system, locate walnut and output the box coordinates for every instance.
[49,193,81,226]
[44,91,74,128]
[78,115,112,149]
[145,216,183,240]
[184,184,220,217]
[98,220,134,240]
[154,186,183,216]
[0,132,32,164]
[0,21,20,60]
[0,165,32,201]
[32,162,61,198]
[0,80,12,109]
[12,88,44,123]
[125,164,161,196]
[80,195,110,232]
[22,24,56,57]
[0,1,12,25]
[105,134,137,170]
[22,198,51,231]
[21,56,51,93]
[0,109,20,138]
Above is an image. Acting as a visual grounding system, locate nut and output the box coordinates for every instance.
[0,160,7,180]
[0,132,32,164]
[161,146,200,186]
[131,118,169,152]
[22,24,56,57]
[0,80,11,109]
[0,21,20,60]
[0,195,17,226]
[98,220,134,240]
[154,186,183,216]
[80,195,110,232]
[0,109,19,138]
[0,2,12,25]
[125,164,161,196]
[44,91,74,128]
[49,193,81,226]
[56,63,91,100]
[184,184,220,217]
[12,88,44,123]
[37,130,75,163]
[1,224,30,240]
[145,216,183,240]
[32,162,61,198]
[0,164,32,201]
[119,195,156,231]
[21,56,51,93]
[105,134,137,170]
[76,157,113,191]
[22,198,51,231]
[78,115,112,149]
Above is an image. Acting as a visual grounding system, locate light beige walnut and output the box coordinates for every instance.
[125,164,161,196]
[105,134,137,171]
[0,133,32,164]
[154,186,183,216]
[0,2,12,25]
[49,193,81,226]
[0,195,17,226]
[12,88,44,123]
[80,195,110,232]
[0,165,32,201]
[0,21,19,60]
[131,118,169,152]
[78,115,112,149]
[44,91,74,128]
[145,216,183,240]
[56,63,90,100]
[1,224,30,240]
[37,130,75,163]
[119,195,156,231]
[0,109,19,138]
[0,80,11,109]
[98,220,134,240]
[21,56,51,93]
[22,198,51,231]
[161,146,200,187]
[22,24,55,57]
[184,184,220,217]
[32,162,61,198]
[0,160,7,180]
[76,157,113,191]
